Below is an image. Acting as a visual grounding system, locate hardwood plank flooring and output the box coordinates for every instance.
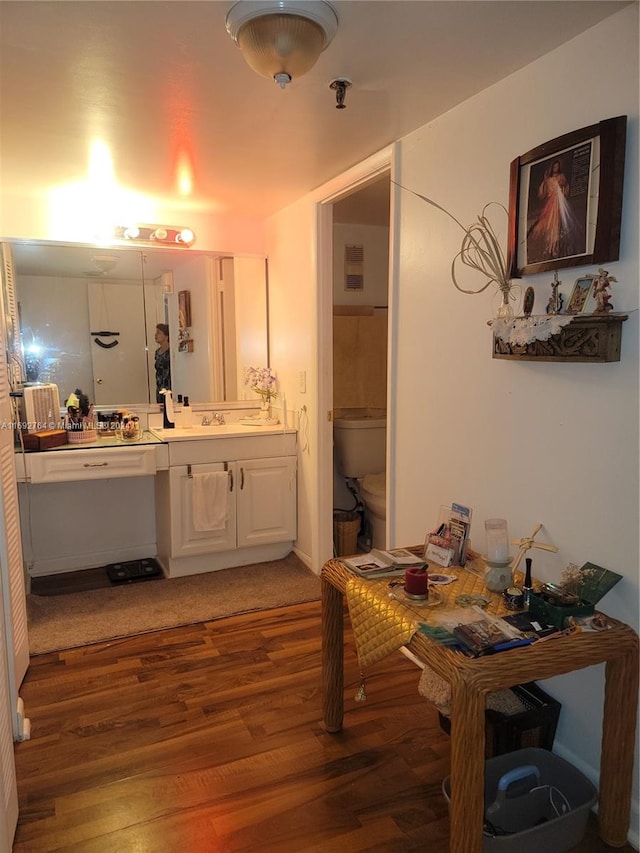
[13,601,636,852]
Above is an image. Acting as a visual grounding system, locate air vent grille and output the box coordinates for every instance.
[344,244,364,291]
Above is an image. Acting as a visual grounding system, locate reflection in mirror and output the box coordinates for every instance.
[3,242,269,407]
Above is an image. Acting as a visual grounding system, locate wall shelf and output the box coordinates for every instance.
[492,313,628,363]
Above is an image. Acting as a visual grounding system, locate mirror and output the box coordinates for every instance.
[3,241,269,407]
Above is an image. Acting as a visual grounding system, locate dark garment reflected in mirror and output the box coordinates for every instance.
[155,348,171,402]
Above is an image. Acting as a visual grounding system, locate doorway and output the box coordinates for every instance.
[331,174,391,556]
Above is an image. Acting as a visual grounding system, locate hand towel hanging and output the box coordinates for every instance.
[191,471,229,532]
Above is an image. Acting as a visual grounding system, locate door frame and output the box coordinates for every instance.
[314,143,400,565]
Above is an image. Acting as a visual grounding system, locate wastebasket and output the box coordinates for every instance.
[438,681,561,758]
[333,510,360,556]
[442,747,597,853]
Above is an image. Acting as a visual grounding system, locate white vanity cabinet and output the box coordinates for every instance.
[154,428,297,577]
[236,456,296,547]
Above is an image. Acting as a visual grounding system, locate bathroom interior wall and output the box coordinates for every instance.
[332,222,389,307]
[332,222,389,410]
[17,275,94,395]
[333,314,387,411]
[391,5,638,836]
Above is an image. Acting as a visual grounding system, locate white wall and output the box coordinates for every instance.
[391,5,638,838]
[266,197,319,565]
[266,4,639,843]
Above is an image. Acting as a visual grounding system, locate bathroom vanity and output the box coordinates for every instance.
[151,423,297,577]
[15,422,297,579]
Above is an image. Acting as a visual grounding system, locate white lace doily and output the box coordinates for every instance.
[489,315,574,347]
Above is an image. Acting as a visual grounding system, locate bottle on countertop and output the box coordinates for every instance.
[182,395,193,429]
[523,557,533,607]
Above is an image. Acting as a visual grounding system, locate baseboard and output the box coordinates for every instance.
[292,546,314,573]
[157,542,293,578]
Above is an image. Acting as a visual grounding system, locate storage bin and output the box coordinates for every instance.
[333,510,360,557]
[442,747,598,853]
[438,681,561,758]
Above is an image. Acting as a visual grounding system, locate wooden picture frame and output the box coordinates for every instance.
[566,276,595,315]
[178,290,192,329]
[507,116,626,278]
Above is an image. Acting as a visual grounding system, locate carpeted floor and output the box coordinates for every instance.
[26,552,321,655]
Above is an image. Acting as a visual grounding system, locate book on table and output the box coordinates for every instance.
[342,547,427,577]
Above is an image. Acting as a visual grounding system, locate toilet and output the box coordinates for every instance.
[333,410,386,549]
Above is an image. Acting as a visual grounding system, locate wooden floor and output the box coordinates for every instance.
[13,601,636,852]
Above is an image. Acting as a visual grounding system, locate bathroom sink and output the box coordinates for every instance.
[149,423,285,441]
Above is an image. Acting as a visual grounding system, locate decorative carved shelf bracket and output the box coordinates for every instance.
[492,313,628,363]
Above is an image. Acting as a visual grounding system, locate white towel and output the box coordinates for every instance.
[191,471,229,532]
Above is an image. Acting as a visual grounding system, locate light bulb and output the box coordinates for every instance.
[176,228,195,245]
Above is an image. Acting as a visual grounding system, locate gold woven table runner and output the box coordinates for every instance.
[345,576,417,669]
[344,555,519,670]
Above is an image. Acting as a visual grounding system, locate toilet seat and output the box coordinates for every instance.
[361,473,386,518]
[361,473,385,498]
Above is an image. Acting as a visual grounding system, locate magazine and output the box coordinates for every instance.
[342,547,426,577]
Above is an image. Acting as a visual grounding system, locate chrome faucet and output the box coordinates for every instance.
[202,412,226,425]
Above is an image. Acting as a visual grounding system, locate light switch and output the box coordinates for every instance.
[298,371,306,393]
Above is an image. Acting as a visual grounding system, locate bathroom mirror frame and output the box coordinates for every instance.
[2,239,270,410]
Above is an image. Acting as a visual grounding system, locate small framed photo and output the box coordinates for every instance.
[566,277,595,315]
[507,116,626,278]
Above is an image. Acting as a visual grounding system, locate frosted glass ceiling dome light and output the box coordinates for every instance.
[226,0,338,89]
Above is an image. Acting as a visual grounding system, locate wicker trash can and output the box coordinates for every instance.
[333,510,360,557]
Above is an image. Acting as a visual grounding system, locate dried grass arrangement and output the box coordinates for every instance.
[395,182,517,317]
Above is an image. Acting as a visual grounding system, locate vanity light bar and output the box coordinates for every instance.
[113,225,196,247]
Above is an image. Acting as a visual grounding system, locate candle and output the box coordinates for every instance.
[485,518,510,563]
[405,567,428,596]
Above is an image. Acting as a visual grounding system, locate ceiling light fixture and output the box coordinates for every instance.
[225,0,338,89]
[113,225,196,247]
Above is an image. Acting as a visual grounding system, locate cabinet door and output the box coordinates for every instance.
[236,457,297,547]
[169,463,236,557]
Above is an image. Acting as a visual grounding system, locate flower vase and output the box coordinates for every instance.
[258,399,272,420]
[496,287,514,319]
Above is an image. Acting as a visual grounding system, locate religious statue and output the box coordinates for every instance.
[591,268,617,314]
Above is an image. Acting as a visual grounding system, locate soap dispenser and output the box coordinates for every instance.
[160,388,175,429]
[182,396,193,429]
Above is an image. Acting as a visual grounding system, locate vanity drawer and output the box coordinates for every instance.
[27,446,157,483]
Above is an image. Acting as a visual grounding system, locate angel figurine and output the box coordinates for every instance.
[591,268,617,314]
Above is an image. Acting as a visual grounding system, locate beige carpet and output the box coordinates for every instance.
[27,553,321,655]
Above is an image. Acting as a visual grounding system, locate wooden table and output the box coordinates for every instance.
[321,558,639,853]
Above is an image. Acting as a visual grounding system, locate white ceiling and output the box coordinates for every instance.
[0,0,629,227]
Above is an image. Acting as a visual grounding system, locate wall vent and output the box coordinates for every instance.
[344,244,364,291]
